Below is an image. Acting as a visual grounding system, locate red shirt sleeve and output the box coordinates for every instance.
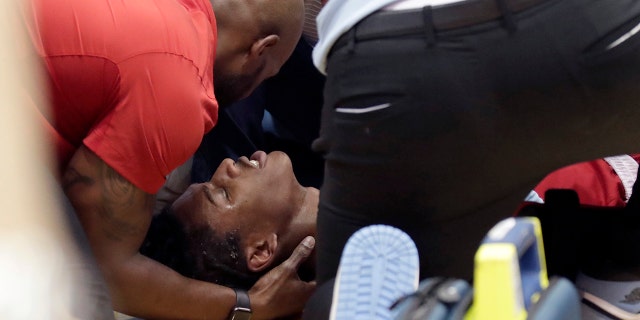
[84,53,217,194]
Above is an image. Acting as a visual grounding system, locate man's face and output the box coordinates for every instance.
[171,151,306,246]
[213,60,266,107]
[213,31,300,107]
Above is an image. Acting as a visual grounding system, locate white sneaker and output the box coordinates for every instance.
[329,225,420,320]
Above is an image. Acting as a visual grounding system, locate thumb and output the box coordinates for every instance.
[283,236,315,270]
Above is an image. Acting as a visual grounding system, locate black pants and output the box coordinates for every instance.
[313,0,640,284]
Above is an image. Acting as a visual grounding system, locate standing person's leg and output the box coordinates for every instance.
[313,0,640,285]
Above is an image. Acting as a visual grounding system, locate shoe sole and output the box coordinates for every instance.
[329,225,419,320]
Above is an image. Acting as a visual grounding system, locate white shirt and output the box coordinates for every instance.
[313,0,464,74]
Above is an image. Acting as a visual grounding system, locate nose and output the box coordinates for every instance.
[221,158,241,179]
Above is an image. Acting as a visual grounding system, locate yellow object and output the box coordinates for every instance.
[465,217,549,320]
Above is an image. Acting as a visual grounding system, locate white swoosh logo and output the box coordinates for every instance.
[335,103,391,114]
[607,22,640,50]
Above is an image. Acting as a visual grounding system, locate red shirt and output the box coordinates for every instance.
[531,154,640,207]
[25,0,218,194]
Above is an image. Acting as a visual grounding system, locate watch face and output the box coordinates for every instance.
[229,307,252,320]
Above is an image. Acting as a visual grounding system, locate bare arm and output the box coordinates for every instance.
[63,146,316,319]
[63,145,237,319]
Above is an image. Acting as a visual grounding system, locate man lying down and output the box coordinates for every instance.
[140,151,318,289]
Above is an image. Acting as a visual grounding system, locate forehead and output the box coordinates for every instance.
[173,183,257,233]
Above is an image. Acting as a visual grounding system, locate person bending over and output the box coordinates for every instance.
[22,0,312,318]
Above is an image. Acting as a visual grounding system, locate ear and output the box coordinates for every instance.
[249,34,280,58]
[245,233,278,272]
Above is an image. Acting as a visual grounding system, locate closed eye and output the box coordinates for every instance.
[203,187,216,204]
[203,184,229,206]
[222,187,231,201]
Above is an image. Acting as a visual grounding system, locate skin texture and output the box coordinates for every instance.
[171,151,319,282]
[60,0,312,318]
[213,0,304,107]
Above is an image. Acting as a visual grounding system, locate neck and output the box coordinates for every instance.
[296,187,318,235]
[281,186,318,279]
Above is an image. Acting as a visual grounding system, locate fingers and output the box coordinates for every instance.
[284,236,315,270]
[248,237,317,319]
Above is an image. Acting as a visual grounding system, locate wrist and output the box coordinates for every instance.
[228,288,252,320]
[246,289,268,320]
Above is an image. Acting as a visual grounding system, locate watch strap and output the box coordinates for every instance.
[228,288,252,320]
[235,288,251,311]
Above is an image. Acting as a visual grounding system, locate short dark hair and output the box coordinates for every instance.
[140,206,260,290]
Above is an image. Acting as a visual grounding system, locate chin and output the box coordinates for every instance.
[213,81,251,107]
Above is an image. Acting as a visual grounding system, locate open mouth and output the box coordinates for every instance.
[250,150,267,169]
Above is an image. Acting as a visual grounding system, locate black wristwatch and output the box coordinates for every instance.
[228,288,252,320]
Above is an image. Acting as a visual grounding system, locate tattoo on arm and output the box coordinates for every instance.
[63,152,153,243]
[98,164,150,242]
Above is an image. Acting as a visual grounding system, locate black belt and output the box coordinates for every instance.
[333,0,552,49]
